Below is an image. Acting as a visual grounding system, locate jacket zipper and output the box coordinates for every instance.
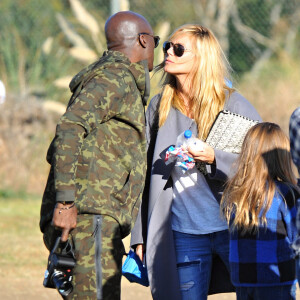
[93,215,102,300]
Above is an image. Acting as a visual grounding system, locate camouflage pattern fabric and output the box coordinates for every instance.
[65,214,125,300]
[40,51,149,245]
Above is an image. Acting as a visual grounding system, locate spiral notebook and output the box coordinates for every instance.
[197,110,259,173]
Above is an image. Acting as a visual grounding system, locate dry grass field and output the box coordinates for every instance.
[0,197,299,299]
[0,197,238,300]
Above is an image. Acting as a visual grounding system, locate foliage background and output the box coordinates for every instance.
[1,0,300,99]
[0,0,299,198]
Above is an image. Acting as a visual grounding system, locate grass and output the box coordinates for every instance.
[0,197,47,275]
[1,197,298,299]
[238,56,300,134]
[0,196,152,300]
[0,196,61,299]
[0,195,151,300]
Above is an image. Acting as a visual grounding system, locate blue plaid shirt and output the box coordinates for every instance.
[229,182,299,287]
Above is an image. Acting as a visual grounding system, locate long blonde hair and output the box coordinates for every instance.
[157,24,233,140]
[221,122,298,233]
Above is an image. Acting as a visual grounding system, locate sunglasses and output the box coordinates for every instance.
[163,41,192,57]
[138,33,160,48]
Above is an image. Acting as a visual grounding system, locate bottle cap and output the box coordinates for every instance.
[184,130,192,139]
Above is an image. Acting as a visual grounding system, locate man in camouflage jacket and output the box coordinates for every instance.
[40,11,159,299]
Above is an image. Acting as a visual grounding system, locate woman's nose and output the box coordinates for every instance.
[167,46,174,56]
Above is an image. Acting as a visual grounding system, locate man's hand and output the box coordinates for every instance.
[135,244,145,262]
[52,202,78,242]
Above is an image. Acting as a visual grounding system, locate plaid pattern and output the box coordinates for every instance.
[289,107,300,174]
[292,199,300,256]
[229,182,299,287]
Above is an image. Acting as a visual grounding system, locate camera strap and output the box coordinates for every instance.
[51,237,75,259]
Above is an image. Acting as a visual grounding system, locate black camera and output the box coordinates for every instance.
[43,237,76,297]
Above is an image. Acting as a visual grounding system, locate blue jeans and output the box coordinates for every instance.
[236,285,296,300]
[173,230,230,300]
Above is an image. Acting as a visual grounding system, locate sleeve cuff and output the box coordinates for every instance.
[56,190,76,203]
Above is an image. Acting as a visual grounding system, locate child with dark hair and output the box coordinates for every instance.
[221,122,299,300]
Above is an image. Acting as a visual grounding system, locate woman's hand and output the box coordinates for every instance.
[188,142,215,164]
[135,244,145,262]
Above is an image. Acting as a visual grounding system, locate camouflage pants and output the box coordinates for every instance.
[66,214,126,300]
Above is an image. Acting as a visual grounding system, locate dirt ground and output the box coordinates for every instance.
[1,234,299,299]
[0,233,237,300]
[0,276,236,300]
[0,278,238,300]
[2,276,299,299]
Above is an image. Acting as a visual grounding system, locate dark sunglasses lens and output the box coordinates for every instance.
[154,36,159,48]
[173,44,185,57]
[163,42,185,57]
[163,42,171,54]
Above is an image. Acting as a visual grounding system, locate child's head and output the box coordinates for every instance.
[240,122,296,184]
[221,122,297,232]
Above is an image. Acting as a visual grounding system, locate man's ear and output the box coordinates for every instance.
[138,34,147,48]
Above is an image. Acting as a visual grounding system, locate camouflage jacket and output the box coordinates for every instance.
[40,51,149,238]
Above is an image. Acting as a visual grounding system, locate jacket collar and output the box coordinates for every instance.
[69,50,150,106]
[103,51,150,106]
[128,59,150,106]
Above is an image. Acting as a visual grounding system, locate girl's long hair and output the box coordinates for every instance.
[221,122,298,233]
[156,24,233,140]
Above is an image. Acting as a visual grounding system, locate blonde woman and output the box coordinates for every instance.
[221,122,299,300]
[130,24,261,300]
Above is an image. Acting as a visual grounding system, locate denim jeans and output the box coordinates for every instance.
[173,229,230,300]
[236,284,296,300]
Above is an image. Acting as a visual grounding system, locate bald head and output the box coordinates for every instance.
[105,11,156,71]
[105,11,151,49]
